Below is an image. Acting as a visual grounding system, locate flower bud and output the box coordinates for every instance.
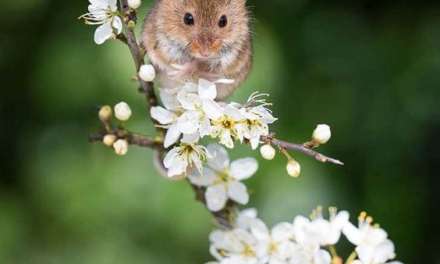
[99,105,112,122]
[114,102,132,121]
[312,124,331,145]
[113,139,128,156]
[139,64,156,82]
[286,160,301,178]
[127,20,136,29]
[260,144,276,160]
[128,0,142,9]
[103,134,117,147]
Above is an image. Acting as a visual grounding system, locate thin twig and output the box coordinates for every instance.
[261,135,344,166]
[89,130,161,149]
[119,0,158,109]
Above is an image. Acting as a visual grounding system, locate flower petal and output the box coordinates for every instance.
[219,130,234,149]
[189,150,203,173]
[150,106,175,124]
[230,158,258,180]
[249,218,269,241]
[112,16,123,34]
[371,240,396,263]
[164,123,181,148]
[89,0,108,10]
[207,144,230,171]
[94,22,113,45]
[272,222,294,242]
[198,79,217,100]
[314,249,332,264]
[202,99,224,120]
[227,181,249,205]
[159,88,180,110]
[292,215,311,245]
[343,222,362,246]
[108,0,117,9]
[177,111,200,134]
[188,167,217,187]
[199,116,212,137]
[181,133,200,144]
[224,104,244,120]
[236,208,258,229]
[177,90,200,110]
[205,184,228,212]
[163,148,187,177]
[249,136,261,150]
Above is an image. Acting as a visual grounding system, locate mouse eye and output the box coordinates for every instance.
[184,13,195,26]
[218,15,228,28]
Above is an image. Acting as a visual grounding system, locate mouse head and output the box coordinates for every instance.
[157,0,249,61]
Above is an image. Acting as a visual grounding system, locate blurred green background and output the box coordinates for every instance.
[1,0,439,263]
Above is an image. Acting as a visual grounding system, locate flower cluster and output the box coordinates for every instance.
[151,79,276,177]
[208,208,402,264]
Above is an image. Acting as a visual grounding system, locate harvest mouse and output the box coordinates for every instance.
[142,0,252,100]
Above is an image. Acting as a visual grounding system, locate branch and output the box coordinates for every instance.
[119,0,158,109]
[261,135,344,166]
[91,130,343,166]
[89,129,161,149]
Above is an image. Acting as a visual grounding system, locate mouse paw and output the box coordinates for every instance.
[168,63,195,81]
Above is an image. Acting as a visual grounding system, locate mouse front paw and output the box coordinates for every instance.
[168,63,196,81]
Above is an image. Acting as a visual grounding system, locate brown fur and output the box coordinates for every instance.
[142,0,252,99]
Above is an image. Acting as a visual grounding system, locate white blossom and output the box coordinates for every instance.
[188,144,257,212]
[139,64,156,82]
[80,0,123,45]
[163,134,208,178]
[113,139,128,155]
[114,101,132,121]
[209,104,246,149]
[239,92,277,150]
[260,144,276,160]
[127,0,141,9]
[103,134,117,147]
[343,212,402,264]
[312,124,331,145]
[286,160,301,178]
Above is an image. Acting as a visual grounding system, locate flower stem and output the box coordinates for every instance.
[345,251,357,264]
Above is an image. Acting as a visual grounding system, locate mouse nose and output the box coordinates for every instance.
[199,49,210,58]
[191,35,222,58]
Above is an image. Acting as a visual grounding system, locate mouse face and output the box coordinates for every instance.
[157,0,249,62]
